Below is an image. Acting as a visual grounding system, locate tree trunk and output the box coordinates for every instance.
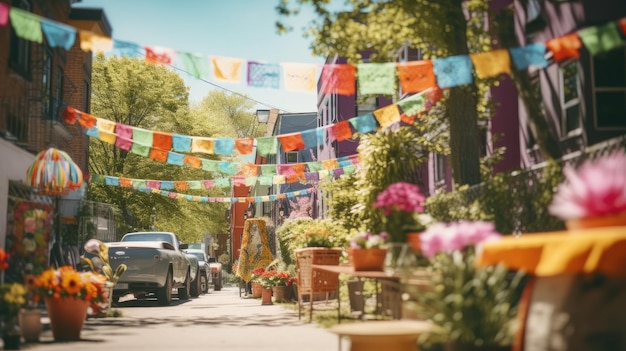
[446,1,482,187]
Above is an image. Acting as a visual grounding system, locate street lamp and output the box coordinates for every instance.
[255,109,270,123]
[151,207,156,231]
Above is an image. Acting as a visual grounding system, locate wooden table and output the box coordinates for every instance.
[329,320,433,351]
[312,264,402,321]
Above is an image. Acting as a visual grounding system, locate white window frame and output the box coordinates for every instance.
[434,153,446,186]
[559,61,582,138]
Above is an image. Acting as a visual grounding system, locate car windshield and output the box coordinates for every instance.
[123,233,174,245]
[187,252,205,261]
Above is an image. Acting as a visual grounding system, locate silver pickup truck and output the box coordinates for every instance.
[108,231,196,306]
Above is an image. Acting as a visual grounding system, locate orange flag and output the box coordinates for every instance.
[211,56,243,83]
[145,46,176,65]
[235,138,255,155]
[78,30,113,52]
[321,64,356,95]
[119,178,132,188]
[149,148,168,162]
[546,33,582,62]
[240,163,259,176]
[373,104,401,127]
[174,181,189,191]
[153,132,172,151]
[396,60,437,93]
[183,155,202,169]
[278,133,305,152]
[331,121,353,141]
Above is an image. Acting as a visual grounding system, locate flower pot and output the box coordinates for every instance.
[44,296,89,341]
[406,232,422,253]
[18,309,42,343]
[348,248,387,271]
[2,334,21,350]
[566,212,626,231]
[2,316,21,350]
[272,285,293,303]
[251,282,263,298]
[261,288,273,305]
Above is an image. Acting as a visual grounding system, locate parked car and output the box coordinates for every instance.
[183,249,211,294]
[107,231,195,306]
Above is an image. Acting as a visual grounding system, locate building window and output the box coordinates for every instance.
[434,153,446,185]
[559,61,581,137]
[9,0,31,77]
[53,66,64,121]
[42,46,53,119]
[592,48,626,130]
[285,152,298,163]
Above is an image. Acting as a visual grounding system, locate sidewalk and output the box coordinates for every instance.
[16,286,344,351]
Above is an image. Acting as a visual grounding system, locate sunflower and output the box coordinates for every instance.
[61,270,83,296]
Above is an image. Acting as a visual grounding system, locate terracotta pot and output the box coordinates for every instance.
[19,309,42,343]
[406,232,422,253]
[348,248,387,271]
[251,282,263,298]
[566,212,626,231]
[44,296,89,341]
[272,285,293,303]
[261,288,273,305]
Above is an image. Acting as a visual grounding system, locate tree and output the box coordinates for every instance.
[88,56,246,241]
[277,0,500,186]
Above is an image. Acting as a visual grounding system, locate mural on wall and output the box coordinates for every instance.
[4,200,53,282]
[235,219,274,282]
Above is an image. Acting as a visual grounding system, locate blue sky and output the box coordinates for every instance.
[73,0,325,113]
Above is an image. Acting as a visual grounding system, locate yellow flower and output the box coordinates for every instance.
[61,270,83,295]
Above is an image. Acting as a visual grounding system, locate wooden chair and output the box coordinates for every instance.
[295,248,342,322]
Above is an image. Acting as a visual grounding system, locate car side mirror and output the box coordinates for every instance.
[179,243,188,250]
[208,257,217,263]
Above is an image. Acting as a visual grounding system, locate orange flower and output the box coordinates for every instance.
[0,248,9,271]
[61,270,83,295]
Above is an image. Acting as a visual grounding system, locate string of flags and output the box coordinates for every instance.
[131,184,317,203]
[1,4,624,95]
[62,86,441,166]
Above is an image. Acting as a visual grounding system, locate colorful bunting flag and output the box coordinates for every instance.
[79,30,113,52]
[278,133,305,152]
[145,46,175,65]
[546,33,582,62]
[191,137,214,154]
[9,7,42,43]
[247,61,280,89]
[373,104,401,127]
[113,40,145,58]
[357,62,396,95]
[281,63,317,92]
[577,23,624,55]
[41,20,76,50]
[509,43,548,70]
[179,52,211,79]
[211,56,243,83]
[433,55,474,88]
[349,113,378,134]
[396,60,437,93]
[0,3,8,26]
[470,49,511,79]
[321,64,356,95]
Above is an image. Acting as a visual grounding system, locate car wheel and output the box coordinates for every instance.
[214,271,222,291]
[157,270,173,306]
[178,271,190,300]
[200,274,208,294]
[190,272,200,297]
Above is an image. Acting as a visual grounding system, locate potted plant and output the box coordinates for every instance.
[250,267,265,298]
[258,270,296,303]
[548,149,626,230]
[373,181,426,243]
[347,231,388,271]
[0,280,26,349]
[413,221,527,350]
[30,266,107,341]
[81,239,127,316]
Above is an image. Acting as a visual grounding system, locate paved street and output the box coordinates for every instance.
[18,286,344,351]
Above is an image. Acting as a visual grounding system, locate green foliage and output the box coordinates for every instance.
[275,218,348,266]
[353,126,435,233]
[412,249,528,347]
[88,55,249,242]
[319,173,362,234]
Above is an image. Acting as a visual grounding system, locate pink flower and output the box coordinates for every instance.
[549,150,626,220]
[419,221,502,258]
[373,182,425,215]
